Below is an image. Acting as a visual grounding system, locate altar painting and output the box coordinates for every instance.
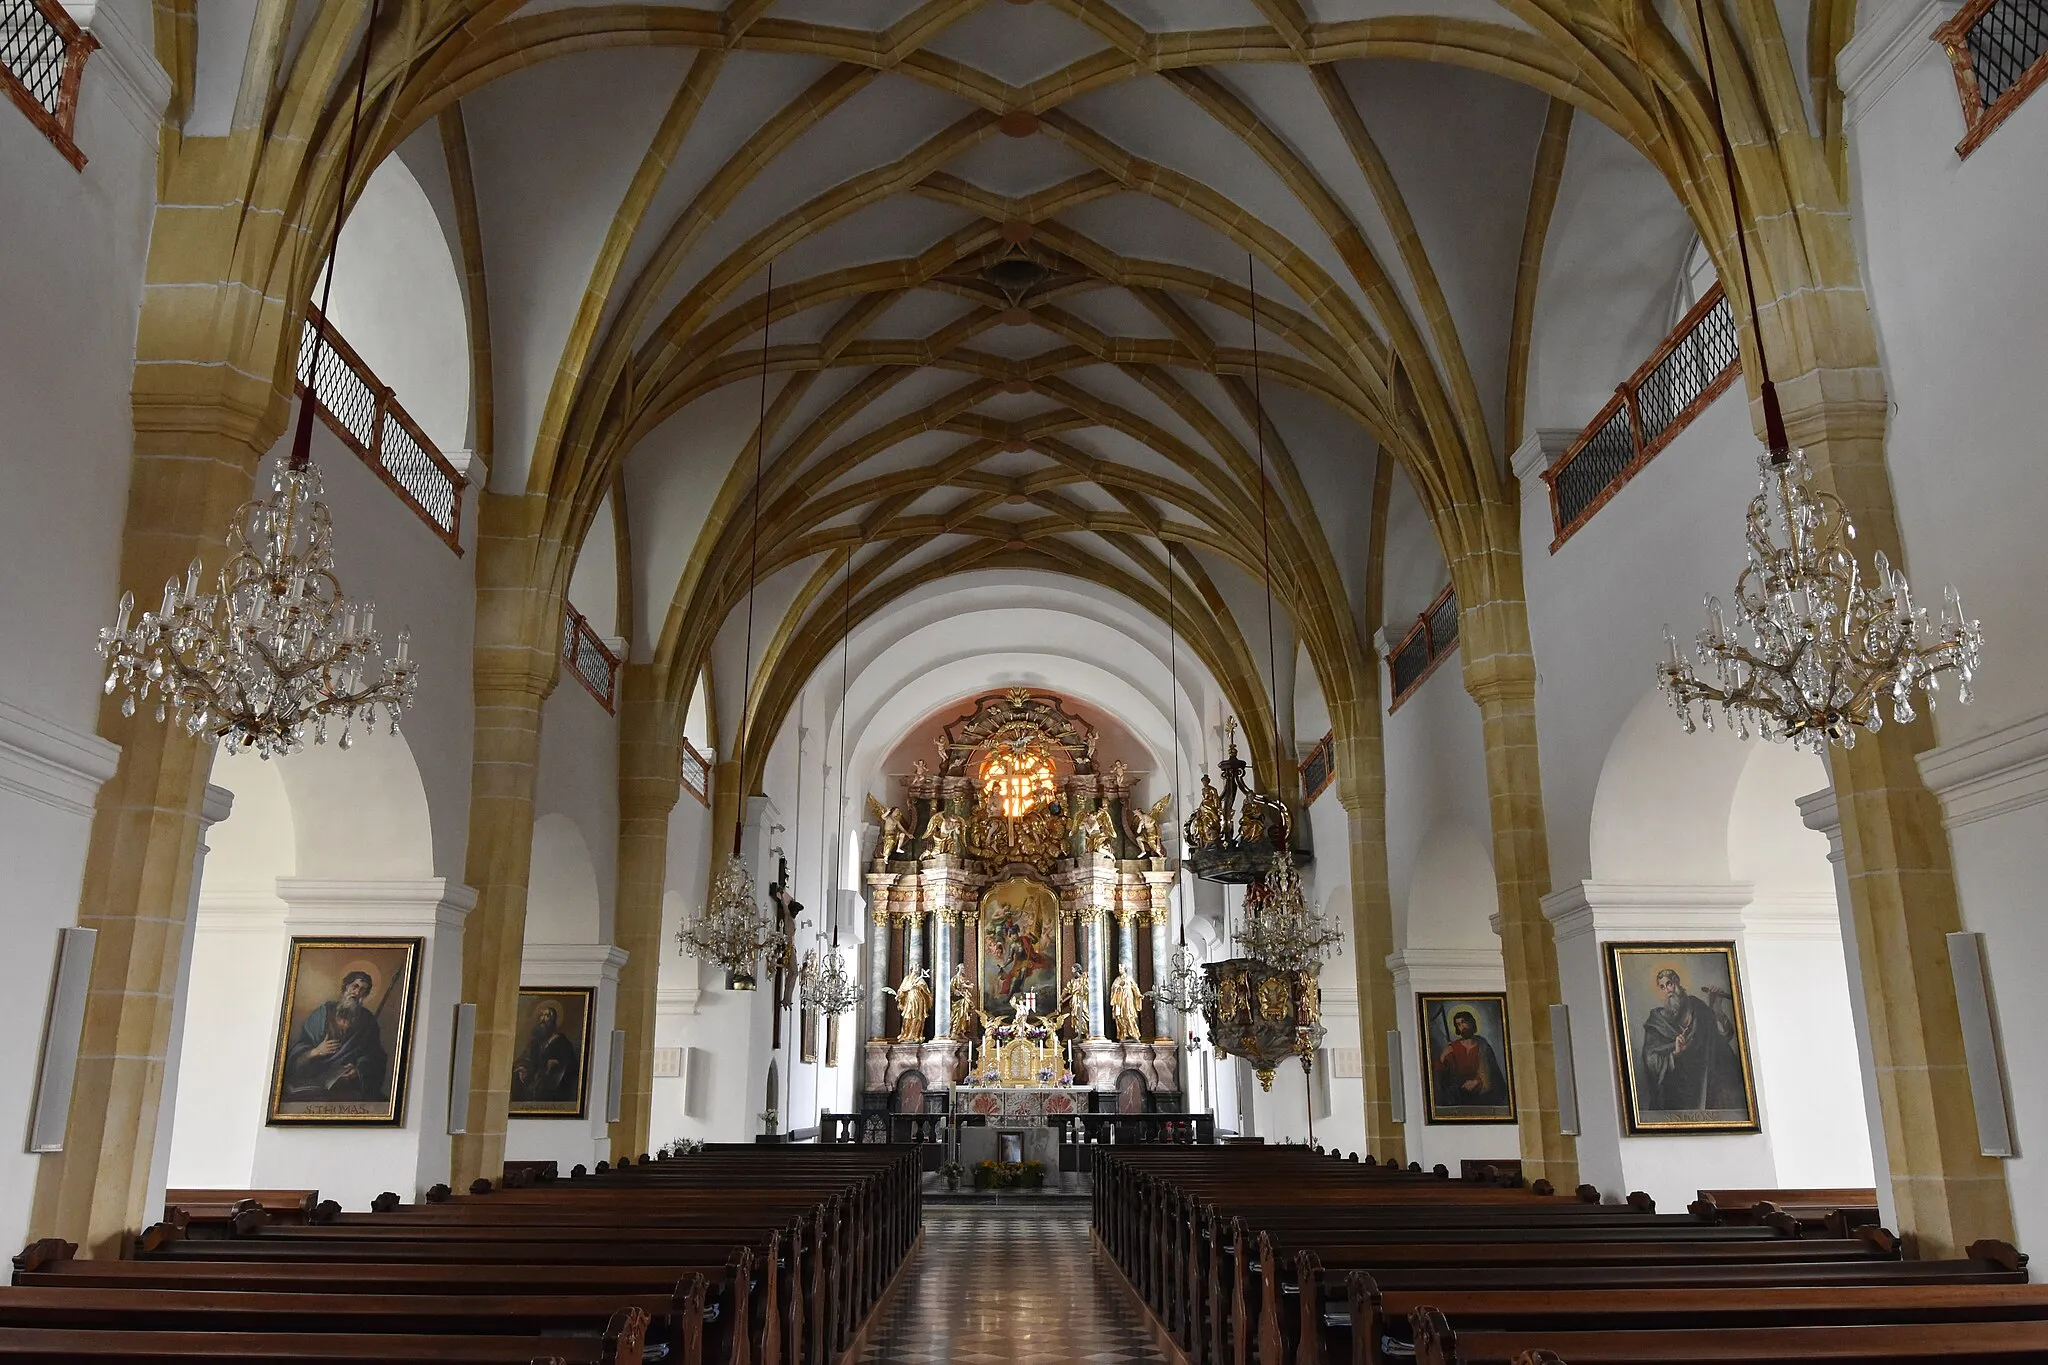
[977,876,1060,1018]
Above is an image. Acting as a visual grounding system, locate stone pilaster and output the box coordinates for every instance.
[1783,393,2014,1257]
[31,414,272,1257]
[450,492,562,1190]
[611,665,680,1161]
[1330,694,1404,1162]
[1455,572,1577,1187]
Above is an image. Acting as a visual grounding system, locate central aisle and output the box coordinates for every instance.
[855,1203,1170,1363]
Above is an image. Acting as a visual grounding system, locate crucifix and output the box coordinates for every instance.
[767,856,797,1048]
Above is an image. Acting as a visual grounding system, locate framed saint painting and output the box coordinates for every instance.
[975,876,1061,1019]
[266,938,422,1125]
[509,986,595,1119]
[1416,992,1517,1124]
[1604,941,1760,1135]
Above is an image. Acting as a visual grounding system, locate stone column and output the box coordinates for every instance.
[450,491,564,1190]
[863,873,894,1040]
[1085,911,1110,1040]
[611,665,681,1161]
[1331,694,1405,1161]
[1456,574,1577,1187]
[903,876,925,998]
[31,414,273,1256]
[1146,873,1174,1042]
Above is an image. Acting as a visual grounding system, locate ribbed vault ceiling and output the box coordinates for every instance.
[264,0,1823,775]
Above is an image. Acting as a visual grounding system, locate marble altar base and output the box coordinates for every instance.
[1079,1039,1179,1091]
[952,1085,1091,1123]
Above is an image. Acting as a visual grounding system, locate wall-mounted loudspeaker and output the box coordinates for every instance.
[1946,931,2014,1158]
[605,1030,627,1124]
[1549,1003,1580,1137]
[447,1002,477,1135]
[1386,1029,1407,1124]
[683,1047,710,1119]
[27,927,97,1154]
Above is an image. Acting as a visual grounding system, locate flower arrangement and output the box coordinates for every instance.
[939,1159,965,1191]
[973,1159,1048,1190]
[657,1137,704,1159]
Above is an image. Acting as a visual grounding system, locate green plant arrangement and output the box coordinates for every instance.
[971,1159,1048,1190]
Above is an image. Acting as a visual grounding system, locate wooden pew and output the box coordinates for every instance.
[7,1146,920,1365]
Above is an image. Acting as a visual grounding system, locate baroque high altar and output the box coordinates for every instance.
[862,689,1182,1118]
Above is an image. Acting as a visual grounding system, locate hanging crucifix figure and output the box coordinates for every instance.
[767,857,800,1046]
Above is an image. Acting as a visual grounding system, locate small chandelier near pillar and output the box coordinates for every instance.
[1150,939,1213,1016]
[800,943,864,1017]
[678,856,778,991]
[98,461,418,758]
[1659,450,1982,751]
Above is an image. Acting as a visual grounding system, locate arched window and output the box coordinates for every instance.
[980,737,1058,818]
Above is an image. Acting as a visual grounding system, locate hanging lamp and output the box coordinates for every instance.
[1149,555,1210,1020]
[1197,256,1337,1092]
[1655,0,1981,749]
[99,0,417,759]
[801,550,866,1021]
[679,266,782,989]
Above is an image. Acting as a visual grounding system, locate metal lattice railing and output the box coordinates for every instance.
[1387,584,1459,711]
[298,305,466,552]
[1298,731,1336,805]
[1543,283,1741,550]
[1938,0,2048,155]
[680,737,711,806]
[562,603,620,712]
[0,0,95,168]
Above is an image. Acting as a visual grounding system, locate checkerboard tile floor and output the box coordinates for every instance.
[855,1204,1169,1362]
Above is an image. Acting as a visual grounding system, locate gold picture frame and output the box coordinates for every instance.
[266,937,422,1126]
[1604,941,1760,1135]
[509,986,595,1119]
[1417,992,1517,1125]
[973,875,1062,1019]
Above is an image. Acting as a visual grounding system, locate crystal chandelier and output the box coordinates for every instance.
[1151,938,1212,1016]
[1658,0,1981,750]
[99,465,417,758]
[1659,450,1981,750]
[1234,857,1341,976]
[98,0,417,760]
[676,263,780,989]
[800,933,864,1017]
[679,856,778,991]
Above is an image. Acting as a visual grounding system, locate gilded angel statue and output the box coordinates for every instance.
[921,805,968,856]
[1187,774,1224,847]
[1072,800,1118,857]
[865,794,912,860]
[1126,792,1172,859]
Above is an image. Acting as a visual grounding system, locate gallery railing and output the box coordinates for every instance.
[1541,281,1741,550]
[561,602,620,712]
[0,0,93,168]
[1387,584,1459,712]
[298,304,467,552]
[1938,0,2048,157]
[680,736,711,806]
[1299,730,1336,805]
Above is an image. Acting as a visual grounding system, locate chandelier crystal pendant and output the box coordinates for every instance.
[98,0,416,760]
[1658,0,1982,750]
[1658,450,1981,751]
